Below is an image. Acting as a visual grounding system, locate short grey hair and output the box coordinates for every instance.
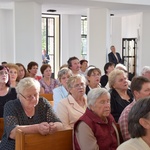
[87,88,110,109]
[128,97,150,138]
[16,77,40,96]
[141,66,150,75]
[57,67,72,81]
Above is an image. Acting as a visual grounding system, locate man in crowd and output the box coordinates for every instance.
[108,45,122,65]
[67,56,80,75]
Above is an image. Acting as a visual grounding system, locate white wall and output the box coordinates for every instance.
[122,13,142,74]
[111,17,122,56]
[111,13,142,74]
[141,11,150,71]
[0,9,14,63]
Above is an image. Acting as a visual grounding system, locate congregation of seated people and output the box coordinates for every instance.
[1,56,150,149]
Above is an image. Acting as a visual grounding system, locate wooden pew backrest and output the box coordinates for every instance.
[0,118,4,140]
[40,93,54,106]
[116,123,124,144]
[15,129,73,150]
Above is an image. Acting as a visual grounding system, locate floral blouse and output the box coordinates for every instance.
[39,78,59,93]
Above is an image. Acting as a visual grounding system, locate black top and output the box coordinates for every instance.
[108,52,122,65]
[0,97,61,150]
[0,87,17,117]
[85,85,90,95]
[100,74,108,88]
[109,88,133,122]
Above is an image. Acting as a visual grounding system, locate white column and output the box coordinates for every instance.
[140,11,150,71]
[0,9,14,63]
[87,8,110,73]
[14,2,42,69]
[61,14,81,65]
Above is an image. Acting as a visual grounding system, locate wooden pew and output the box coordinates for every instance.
[40,93,54,106]
[15,129,73,150]
[0,118,4,140]
[116,123,124,144]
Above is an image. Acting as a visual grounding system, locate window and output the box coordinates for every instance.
[42,14,60,78]
[81,16,87,59]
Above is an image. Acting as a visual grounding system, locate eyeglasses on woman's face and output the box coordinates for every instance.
[72,82,85,89]
[19,93,38,100]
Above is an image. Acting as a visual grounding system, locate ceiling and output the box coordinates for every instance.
[1,0,150,16]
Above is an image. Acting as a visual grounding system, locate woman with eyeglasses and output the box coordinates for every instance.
[0,77,63,150]
[0,65,17,118]
[56,75,87,129]
[85,67,101,95]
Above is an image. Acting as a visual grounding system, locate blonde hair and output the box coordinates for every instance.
[108,69,125,88]
[6,63,19,73]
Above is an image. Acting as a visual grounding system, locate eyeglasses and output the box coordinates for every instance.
[19,93,38,100]
[0,70,8,76]
[72,83,85,88]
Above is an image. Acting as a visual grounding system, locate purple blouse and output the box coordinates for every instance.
[39,78,59,93]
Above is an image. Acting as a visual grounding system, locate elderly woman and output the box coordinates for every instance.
[53,67,72,112]
[74,88,118,150]
[39,64,59,93]
[117,97,150,150]
[86,67,101,95]
[109,69,133,122]
[56,75,87,129]
[0,77,63,150]
[0,65,17,117]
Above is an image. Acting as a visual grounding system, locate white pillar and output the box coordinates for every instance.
[14,2,42,69]
[140,11,150,71]
[87,8,110,73]
[0,9,14,63]
[61,14,81,65]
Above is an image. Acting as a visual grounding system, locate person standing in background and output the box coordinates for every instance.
[42,49,50,64]
[108,45,122,65]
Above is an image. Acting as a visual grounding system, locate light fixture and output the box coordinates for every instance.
[47,9,57,12]
[110,14,114,16]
